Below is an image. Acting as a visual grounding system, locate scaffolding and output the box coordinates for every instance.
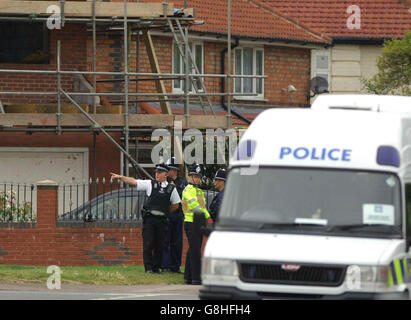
[0,0,263,180]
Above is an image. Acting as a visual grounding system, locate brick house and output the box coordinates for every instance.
[262,0,411,95]
[0,0,330,189]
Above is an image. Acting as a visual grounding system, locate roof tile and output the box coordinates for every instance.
[261,0,411,38]
[140,0,331,44]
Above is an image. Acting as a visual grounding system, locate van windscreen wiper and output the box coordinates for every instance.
[326,224,400,232]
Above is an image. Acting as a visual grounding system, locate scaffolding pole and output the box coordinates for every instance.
[123,0,130,177]
[57,40,62,135]
[60,89,153,180]
[227,0,232,129]
[92,0,97,114]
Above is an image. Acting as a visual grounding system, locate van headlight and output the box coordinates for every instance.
[344,265,401,292]
[202,258,239,284]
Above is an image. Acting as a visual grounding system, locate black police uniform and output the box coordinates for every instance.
[209,169,227,224]
[142,178,176,273]
[162,159,188,272]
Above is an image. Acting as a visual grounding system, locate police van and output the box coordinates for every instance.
[200,94,411,300]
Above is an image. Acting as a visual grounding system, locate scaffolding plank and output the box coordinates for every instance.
[0,114,227,128]
[175,115,228,129]
[0,1,174,17]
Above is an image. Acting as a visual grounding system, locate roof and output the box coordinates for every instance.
[141,0,331,44]
[260,0,411,39]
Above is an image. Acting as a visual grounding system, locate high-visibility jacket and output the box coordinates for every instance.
[182,184,210,223]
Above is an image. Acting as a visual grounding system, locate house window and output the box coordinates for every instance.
[0,22,49,64]
[234,47,264,99]
[313,50,330,85]
[172,41,204,93]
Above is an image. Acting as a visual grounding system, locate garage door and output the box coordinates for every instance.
[0,147,89,219]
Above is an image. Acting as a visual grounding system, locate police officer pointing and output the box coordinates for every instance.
[110,164,181,273]
[182,164,211,285]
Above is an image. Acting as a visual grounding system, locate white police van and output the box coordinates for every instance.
[200,94,411,300]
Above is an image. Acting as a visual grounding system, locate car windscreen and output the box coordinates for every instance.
[218,167,402,237]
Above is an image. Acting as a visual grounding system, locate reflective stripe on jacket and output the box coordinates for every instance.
[182,184,210,222]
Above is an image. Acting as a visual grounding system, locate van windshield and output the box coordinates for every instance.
[218,167,402,238]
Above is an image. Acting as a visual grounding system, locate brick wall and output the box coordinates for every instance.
[0,23,88,105]
[0,20,311,107]
[0,181,195,266]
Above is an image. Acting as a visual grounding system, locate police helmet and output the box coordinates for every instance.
[166,157,180,171]
[213,168,227,181]
[188,163,202,177]
[155,163,169,173]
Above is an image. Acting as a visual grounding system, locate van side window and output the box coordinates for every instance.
[406,184,411,238]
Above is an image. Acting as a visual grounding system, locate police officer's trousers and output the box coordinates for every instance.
[162,209,184,271]
[184,221,203,283]
[142,215,167,272]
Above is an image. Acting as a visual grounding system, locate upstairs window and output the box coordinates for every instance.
[234,47,264,99]
[0,22,50,64]
[172,41,204,93]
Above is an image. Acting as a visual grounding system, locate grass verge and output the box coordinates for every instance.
[0,265,185,285]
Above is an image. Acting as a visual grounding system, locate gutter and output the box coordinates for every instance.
[220,38,252,125]
[331,37,389,45]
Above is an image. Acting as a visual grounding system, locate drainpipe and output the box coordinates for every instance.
[221,38,251,125]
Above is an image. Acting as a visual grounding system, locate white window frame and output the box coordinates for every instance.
[233,47,264,100]
[313,50,330,87]
[172,41,204,94]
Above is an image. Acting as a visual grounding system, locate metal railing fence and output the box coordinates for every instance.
[59,179,218,222]
[0,183,36,222]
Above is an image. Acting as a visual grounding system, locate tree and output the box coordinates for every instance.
[362,30,411,95]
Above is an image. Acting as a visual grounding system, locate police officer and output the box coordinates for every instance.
[209,168,227,224]
[110,164,181,273]
[181,163,211,285]
[161,157,187,273]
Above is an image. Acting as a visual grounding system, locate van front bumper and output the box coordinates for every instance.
[199,285,409,300]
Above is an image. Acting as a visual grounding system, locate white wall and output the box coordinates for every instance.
[311,44,382,95]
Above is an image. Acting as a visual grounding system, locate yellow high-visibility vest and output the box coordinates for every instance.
[182,184,210,223]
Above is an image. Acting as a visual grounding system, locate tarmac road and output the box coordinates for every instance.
[0,282,200,300]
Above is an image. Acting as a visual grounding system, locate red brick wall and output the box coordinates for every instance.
[0,22,311,107]
[0,23,88,105]
[0,183,196,267]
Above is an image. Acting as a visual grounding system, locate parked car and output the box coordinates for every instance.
[60,187,219,222]
[61,188,146,222]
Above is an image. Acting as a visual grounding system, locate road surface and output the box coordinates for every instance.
[0,282,200,300]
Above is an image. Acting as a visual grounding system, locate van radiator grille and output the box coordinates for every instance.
[239,263,346,287]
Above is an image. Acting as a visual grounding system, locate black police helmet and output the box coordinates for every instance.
[214,168,227,181]
[188,163,202,177]
[166,157,180,171]
[155,163,169,173]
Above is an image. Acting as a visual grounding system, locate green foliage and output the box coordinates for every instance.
[0,191,34,222]
[362,30,411,96]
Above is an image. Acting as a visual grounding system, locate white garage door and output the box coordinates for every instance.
[0,147,89,218]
